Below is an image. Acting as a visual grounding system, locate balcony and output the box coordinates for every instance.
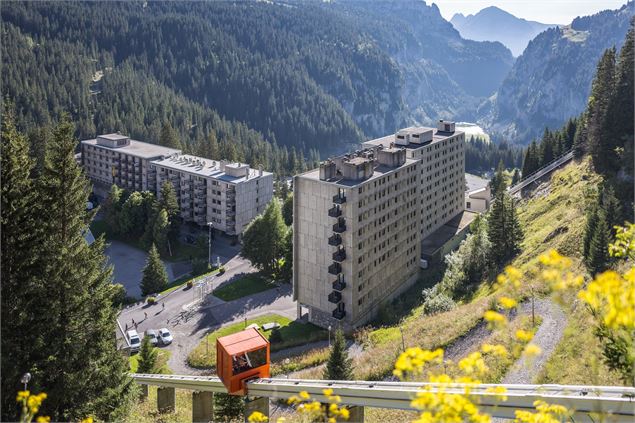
[328,234,342,246]
[328,206,342,218]
[332,221,346,233]
[333,194,346,204]
[332,249,346,262]
[332,308,346,320]
[328,263,342,275]
[328,291,342,304]
[227,209,236,217]
[332,278,346,291]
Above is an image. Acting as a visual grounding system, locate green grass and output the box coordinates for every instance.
[129,349,172,374]
[212,274,275,301]
[158,268,221,296]
[187,314,326,369]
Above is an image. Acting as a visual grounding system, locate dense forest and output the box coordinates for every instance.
[1,0,516,175]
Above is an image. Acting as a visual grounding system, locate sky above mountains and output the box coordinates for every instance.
[434,0,628,25]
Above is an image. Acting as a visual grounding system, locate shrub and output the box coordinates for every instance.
[218,266,225,274]
[269,328,283,344]
[422,293,455,315]
[192,258,210,276]
[146,296,157,305]
[186,280,194,289]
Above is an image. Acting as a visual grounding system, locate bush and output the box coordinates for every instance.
[186,280,194,289]
[269,328,283,343]
[422,293,455,315]
[218,266,225,274]
[192,258,210,276]
[146,296,157,305]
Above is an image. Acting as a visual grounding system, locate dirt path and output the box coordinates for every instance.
[502,299,567,384]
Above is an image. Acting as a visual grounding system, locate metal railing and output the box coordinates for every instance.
[509,150,574,195]
[131,374,635,422]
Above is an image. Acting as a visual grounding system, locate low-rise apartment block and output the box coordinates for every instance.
[150,154,273,235]
[81,134,273,236]
[81,133,181,191]
[363,120,465,240]
[293,146,422,329]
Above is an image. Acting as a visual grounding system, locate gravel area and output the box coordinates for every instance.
[502,298,567,384]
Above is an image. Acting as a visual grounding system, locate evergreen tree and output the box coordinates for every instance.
[32,115,135,421]
[241,198,288,278]
[280,228,293,283]
[511,168,520,186]
[587,48,616,173]
[323,329,353,380]
[505,195,523,258]
[586,210,611,275]
[490,160,507,196]
[572,114,588,158]
[136,337,159,374]
[583,203,599,261]
[104,184,124,235]
[521,141,538,177]
[141,244,169,296]
[159,180,180,243]
[120,191,146,237]
[486,190,523,267]
[0,109,46,420]
[151,208,170,254]
[159,122,182,150]
[599,184,623,229]
[282,192,293,226]
[215,393,244,421]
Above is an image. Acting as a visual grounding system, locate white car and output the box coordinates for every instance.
[158,328,173,346]
[127,330,141,353]
[145,329,159,347]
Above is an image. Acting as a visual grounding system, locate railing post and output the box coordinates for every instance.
[157,387,176,413]
[346,405,364,422]
[244,396,269,422]
[192,391,214,422]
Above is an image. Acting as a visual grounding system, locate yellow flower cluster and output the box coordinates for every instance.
[247,411,269,422]
[411,385,491,423]
[498,296,517,309]
[515,330,533,342]
[458,352,487,376]
[483,310,506,329]
[16,391,49,423]
[514,400,570,423]
[496,266,522,289]
[578,268,635,330]
[284,389,350,423]
[393,348,444,378]
[481,344,508,358]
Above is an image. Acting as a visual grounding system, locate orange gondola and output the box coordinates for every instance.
[216,328,270,395]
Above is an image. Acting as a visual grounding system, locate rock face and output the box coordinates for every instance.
[451,6,557,57]
[480,2,633,144]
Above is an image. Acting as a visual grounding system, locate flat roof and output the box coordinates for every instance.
[363,126,464,150]
[297,157,418,187]
[466,173,490,193]
[98,133,129,141]
[81,138,181,159]
[421,211,478,257]
[218,328,268,356]
[151,154,272,183]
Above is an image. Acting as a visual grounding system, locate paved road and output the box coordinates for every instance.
[119,254,297,375]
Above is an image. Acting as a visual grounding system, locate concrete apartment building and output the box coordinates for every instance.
[293,146,422,329]
[81,133,273,236]
[81,133,181,192]
[363,120,465,240]
[150,154,273,235]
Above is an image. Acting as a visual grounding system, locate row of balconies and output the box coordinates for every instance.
[329,190,347,321]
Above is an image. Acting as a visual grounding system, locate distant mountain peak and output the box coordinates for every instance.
[450,6,558,56]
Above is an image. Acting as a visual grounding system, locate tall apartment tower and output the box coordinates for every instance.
[293,146,422,329]
[363,120,465,240]
[81,133,181,191]
[150,154,273,235]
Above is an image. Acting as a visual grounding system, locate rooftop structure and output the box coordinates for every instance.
[82,134,181,159]
[150,154,269,183]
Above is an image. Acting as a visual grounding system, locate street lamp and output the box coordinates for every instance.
[21,373,31,391]
[207,222,214,268]
[328,325,332,347]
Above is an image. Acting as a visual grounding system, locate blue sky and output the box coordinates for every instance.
[432,0,629,25]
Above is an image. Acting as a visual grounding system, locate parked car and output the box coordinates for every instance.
[145,329,159,347]
[127,330,141,353]
[158,328,173,345]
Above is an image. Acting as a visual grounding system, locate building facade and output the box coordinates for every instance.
[149,154,273,235]
[293,147,422,329]
[81,133,181,192]
[81,134,273,236]
[465,173,491,213]
[363,120,465,240]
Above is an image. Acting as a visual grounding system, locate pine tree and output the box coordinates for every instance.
[215,393,244,421]
[104,184,124,235]
[160,122,182,150]
[137,337,159,374]
[583,203,599,261]
[599,184,623,229]
[323,329,353,380]
[511,168,520,186]
[0,108,47,420]
[586,210,611,275]
[505,195,523,258]
[282,192,293,226]
[159,180,180,243]
[141,243,169,296]
[487,190,507,266]
[572,114,588,158]
[152,208,170,254]
[490,160,507,196]
[32,115,135,421]
[587,48,616,173]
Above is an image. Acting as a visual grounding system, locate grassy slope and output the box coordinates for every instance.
[212,274,275,301]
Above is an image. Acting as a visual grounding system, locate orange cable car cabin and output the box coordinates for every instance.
[216,327,270,395]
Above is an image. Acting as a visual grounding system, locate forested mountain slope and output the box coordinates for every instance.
[1,0,513,171]
[480,2,633,144]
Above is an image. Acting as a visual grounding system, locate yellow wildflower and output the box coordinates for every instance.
[248,411,269,422]
[299,391,310,400]
[36,417,51,423]
[481,343,508,357]
[483,310,507,329]
[524,344,542,357]
[459,352,488,376]
[515,330,533,342]
[16,391,30,402]
[498,296,517,309]
[485,386,508,402]
[393,347,443,378]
